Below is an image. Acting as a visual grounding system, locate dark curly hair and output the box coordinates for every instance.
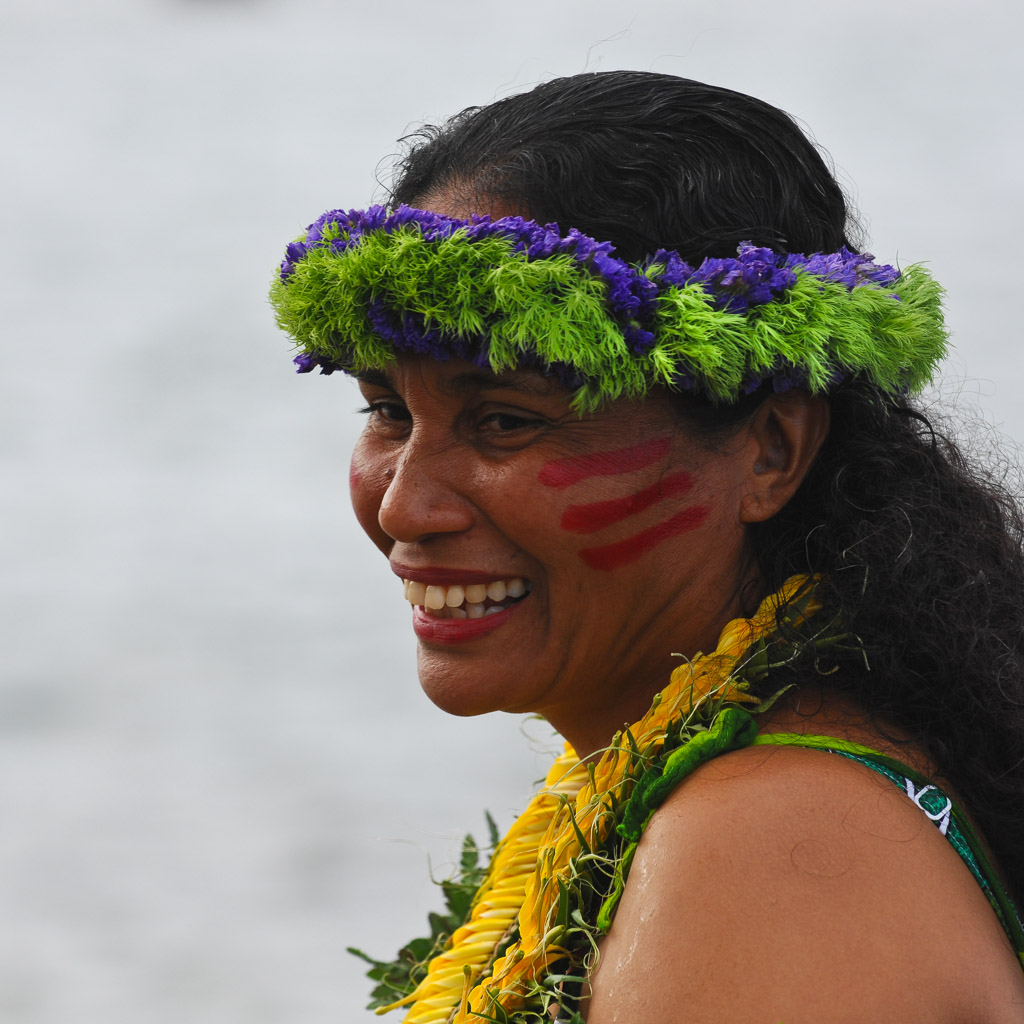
[389,71,1024,901]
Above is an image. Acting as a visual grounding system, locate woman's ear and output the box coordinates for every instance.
[739,391,830,523]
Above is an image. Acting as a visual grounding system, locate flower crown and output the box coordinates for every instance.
[270,205,947,410]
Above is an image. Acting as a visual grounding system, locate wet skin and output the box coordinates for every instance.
[350,356,770,756]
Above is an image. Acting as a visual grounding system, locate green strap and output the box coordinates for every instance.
[752,731,883,757]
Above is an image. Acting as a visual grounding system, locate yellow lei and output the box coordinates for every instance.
[379,575,817,1023]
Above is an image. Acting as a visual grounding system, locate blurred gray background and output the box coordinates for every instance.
[2,0,1022,1020]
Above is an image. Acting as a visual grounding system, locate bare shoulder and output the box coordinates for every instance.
[586,744,1024,1024]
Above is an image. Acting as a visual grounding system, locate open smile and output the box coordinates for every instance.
[403,576,530,619]
[396,573,533,645]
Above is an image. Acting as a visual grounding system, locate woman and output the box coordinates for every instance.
[271,73,1024,1022]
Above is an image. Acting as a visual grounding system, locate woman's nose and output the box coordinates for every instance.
[376,444,475,543]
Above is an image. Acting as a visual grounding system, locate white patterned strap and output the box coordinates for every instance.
[904,779,952,836]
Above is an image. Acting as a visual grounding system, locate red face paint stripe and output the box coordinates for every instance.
[560,470,694,534]
[538,437,672,489]
[579,505,710,571]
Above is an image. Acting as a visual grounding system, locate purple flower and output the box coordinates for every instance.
[526,221,564,259]
[783,246,898,290]
[292,352,339,375]
[648,241,899,318]
[648,249,695,289]
[279,207,378,279]
[768,365,809,394]
[667,366,697,391]
[624,324,656,354]
[385,205,460,242]
[279,240,309,280]
[684,246,796,313]
[590,251,641,319]
[398,313,452,360]
[559,228,615,263]
[366,299,459,362]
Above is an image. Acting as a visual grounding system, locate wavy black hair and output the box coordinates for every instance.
[389,71,1024,900]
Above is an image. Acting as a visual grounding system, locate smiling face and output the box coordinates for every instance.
[350,356,769,755]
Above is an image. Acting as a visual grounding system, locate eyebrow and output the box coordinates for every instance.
[354,369,394,390]
[354,368,562,398]
[442,371,561,398]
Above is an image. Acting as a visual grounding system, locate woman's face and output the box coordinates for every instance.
[350,356,765,754]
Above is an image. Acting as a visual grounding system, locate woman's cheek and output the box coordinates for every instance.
[349,445,393,553]
[537,438,711,572]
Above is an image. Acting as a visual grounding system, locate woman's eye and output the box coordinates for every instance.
[359,400,410,423]
[480,411,541,433]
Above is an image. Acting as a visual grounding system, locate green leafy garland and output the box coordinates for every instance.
[270,206,948,411]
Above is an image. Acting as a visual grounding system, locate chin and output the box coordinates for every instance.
[415,651,534,719]
[418,677,505,718]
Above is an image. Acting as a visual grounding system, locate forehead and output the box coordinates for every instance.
[355,358,570,401]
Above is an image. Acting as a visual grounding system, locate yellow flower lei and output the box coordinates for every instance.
[377,575,820,1023]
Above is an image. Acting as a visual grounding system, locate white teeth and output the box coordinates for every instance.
[402,576,531,614]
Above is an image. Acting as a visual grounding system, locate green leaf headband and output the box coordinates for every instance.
[270,205,947,410]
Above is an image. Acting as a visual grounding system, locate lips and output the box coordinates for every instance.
[410,601,527,644]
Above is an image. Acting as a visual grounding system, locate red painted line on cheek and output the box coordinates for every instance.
[538,437,673,489]
[579,505,711,571]
[560,471,694,533]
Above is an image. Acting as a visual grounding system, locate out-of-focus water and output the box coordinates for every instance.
[2,1,1022,1020]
